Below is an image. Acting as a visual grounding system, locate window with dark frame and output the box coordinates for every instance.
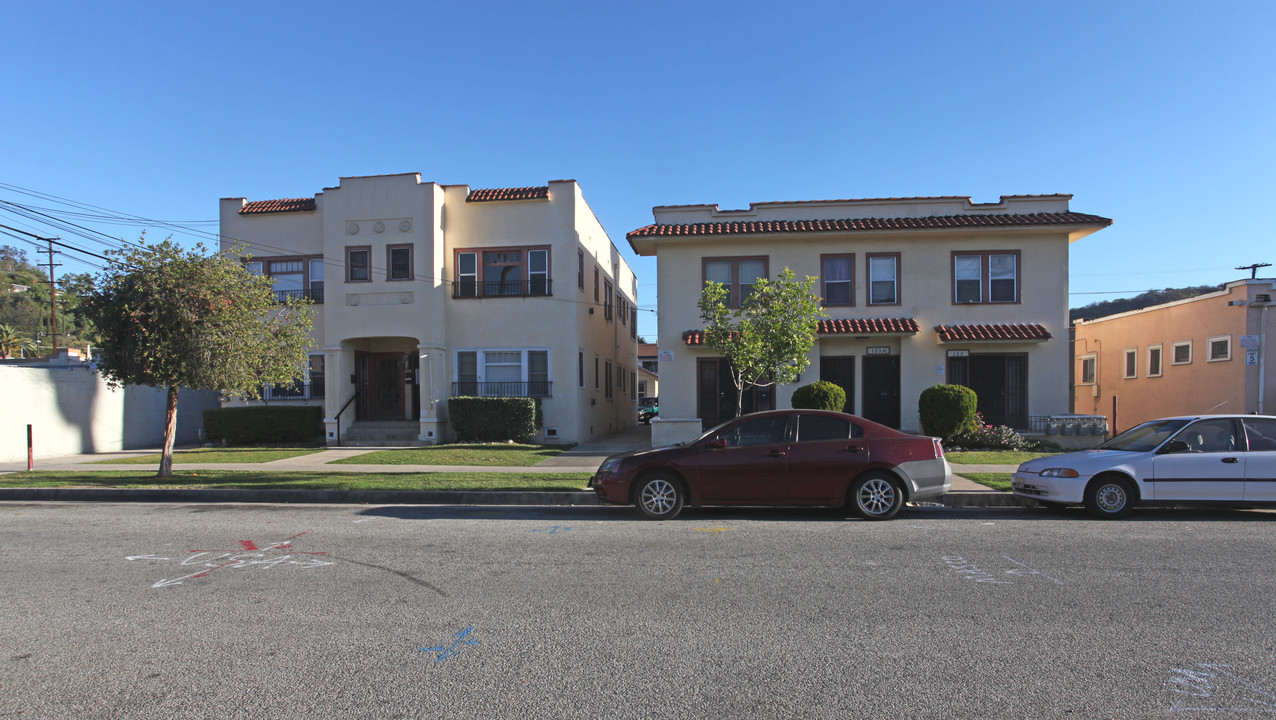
[952,251,1018,304]
[577,250,585,290]
[867,253,899,305]
[821,254,854,306]
[703,256,768,308]
[249,256,325,303]
[1080,355,1096,384]
[604,280,613,320]
[452,247,551,298]
[346,246,371,283]
[387,244,413,281]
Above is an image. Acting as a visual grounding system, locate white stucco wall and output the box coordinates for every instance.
[0,365,221,463]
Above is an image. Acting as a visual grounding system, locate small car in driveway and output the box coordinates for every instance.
[591,409,951,520]
[638,396,659,424]
[1013,414,1276,518]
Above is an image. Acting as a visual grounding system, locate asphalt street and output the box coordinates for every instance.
[3,501,1275,719]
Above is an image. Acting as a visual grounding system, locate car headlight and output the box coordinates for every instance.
[1039,468,1080,478]
[598,458,623,474]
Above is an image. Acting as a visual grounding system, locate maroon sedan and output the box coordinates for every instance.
[591,409,952,520]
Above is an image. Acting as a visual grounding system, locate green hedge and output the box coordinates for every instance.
[791,381,847,412]
[448,397,539,442]
[917,384,978,440]
[203,406,324,445]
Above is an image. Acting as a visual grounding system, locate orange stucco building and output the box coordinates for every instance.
[1073,279,1276,432]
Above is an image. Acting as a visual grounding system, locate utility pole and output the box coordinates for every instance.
[1236,263,1271,280]
[37,238,61,355]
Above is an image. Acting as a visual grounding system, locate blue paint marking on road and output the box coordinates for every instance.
[532,525,571,534]
[420,627,479,662]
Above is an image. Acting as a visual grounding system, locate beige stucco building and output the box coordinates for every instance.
[628,194,1111,446]
[1073,279,1276,432]
[219,173,638,445]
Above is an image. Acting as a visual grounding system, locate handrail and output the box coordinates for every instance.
[334,390,358,446]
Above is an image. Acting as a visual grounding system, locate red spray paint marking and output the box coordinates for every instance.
[191,559,241,579]
[239,540,258,551]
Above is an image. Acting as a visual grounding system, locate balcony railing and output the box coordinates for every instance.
[452,381,551,398]
[272,287,324,304]
[263,381,325,401]
[453,279,552,299]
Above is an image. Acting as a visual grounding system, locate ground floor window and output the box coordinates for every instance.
[454,348,551,397]
[947,352,1028,429]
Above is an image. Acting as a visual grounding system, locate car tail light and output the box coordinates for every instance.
[933,439,945,458]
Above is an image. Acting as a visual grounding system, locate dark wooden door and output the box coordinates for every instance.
[355,352,406,420]
[965,354,1028,429]
[697,357,775,430]
[861,355,900,429]
[819,356,855,413]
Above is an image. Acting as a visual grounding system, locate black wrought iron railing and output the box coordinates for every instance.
[452,279,552,299]
[452,381,551,398]
[272,287,324,304]
[263,381,325,401]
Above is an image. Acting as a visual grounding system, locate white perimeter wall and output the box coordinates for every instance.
[0,366,222,463]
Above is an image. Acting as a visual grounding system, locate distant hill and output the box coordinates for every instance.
[1070,285,1224,323]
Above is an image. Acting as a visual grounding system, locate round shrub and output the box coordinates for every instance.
[917,384,977,439]
[791,380,847,412]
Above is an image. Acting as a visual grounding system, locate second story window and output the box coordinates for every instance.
[346,246,371,283]
[249,256,325,302]
[821,254,854,306]
[388,244,413,281]
[953,251,1019,304]
[453,247,552,298]
[867,253,899,306]
[604,280,614,320]
[704,257,767,308]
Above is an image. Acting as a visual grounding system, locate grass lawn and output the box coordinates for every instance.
[961,472,1013,492]
[0,470,593,492]
[946,450,1058,465]
[100,448,327,464]
[331,443,574,467]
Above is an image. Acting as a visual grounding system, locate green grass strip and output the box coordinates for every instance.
[960,472,1013,492]
[946,451,1057,465]
[330,443,574,467]
[99,448,327,464]
[0,470,593,492]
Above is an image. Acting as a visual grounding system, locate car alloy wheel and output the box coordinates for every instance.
[636,474,684,520]
[852,473,903,521]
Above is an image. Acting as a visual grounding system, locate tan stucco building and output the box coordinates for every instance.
[628,194,1111,446]
[219,173,638,445]
[1073,279,1276,432]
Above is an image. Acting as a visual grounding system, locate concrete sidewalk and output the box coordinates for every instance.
[0,427,1030,508]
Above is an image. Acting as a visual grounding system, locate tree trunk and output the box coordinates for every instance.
[157,384,179,478]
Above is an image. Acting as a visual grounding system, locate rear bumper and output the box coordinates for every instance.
[897,458,951,501]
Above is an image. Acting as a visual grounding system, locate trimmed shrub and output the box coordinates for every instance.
[203,406,324,445]
[791,381,847,412]
[917,384,977,439]
[448,397,539,442]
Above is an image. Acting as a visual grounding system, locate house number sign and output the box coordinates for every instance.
[866,347,891,355]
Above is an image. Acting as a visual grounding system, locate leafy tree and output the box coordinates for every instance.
[82,237,314,476]
[0,323,36,358]
[0,246,99,352]
[698,267,825,418]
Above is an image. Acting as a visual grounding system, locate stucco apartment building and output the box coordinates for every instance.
[628,194,1111,446]
[1073,278,1276,432]
[219,173,639,445]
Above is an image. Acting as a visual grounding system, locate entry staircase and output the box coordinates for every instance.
[339,420,427,447]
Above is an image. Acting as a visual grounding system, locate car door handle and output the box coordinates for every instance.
[1222,457,1239,463]
[769,449,787,457]
[845,446,862,453]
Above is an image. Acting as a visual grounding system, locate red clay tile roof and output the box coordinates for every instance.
[467,186,550,202]
[818,318,919,334]
[934,323,1052,342]
[239,197,317,214]
[627,212,1111,238]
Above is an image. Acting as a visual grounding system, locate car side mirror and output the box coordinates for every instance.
[708,438,727,450]
[1160,440,1189,454]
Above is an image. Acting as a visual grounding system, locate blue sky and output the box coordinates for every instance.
[3,0,1273,341]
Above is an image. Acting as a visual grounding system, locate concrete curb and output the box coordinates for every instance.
[0,488,1035,508]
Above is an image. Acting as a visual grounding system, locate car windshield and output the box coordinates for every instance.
[1097,418,1191,452]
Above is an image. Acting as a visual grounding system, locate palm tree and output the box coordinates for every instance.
[0,324,37,358]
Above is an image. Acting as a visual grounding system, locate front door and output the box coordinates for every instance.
[697,357,775,430]
[861,355,900,429]
[355,351,406,421]
[950,353,1028,429]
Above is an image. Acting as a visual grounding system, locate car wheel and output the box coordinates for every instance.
[1084,476,1135,519]
[850,472,904,521]
[634,473,684,520]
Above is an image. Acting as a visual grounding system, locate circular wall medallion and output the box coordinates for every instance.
[347,295,361,306]
[400,293,412,304]
[374,221,385,233]
[346,223,359,235]
[399,220,412,232]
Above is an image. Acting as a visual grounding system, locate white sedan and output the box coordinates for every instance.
[1012,414,1276,518]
